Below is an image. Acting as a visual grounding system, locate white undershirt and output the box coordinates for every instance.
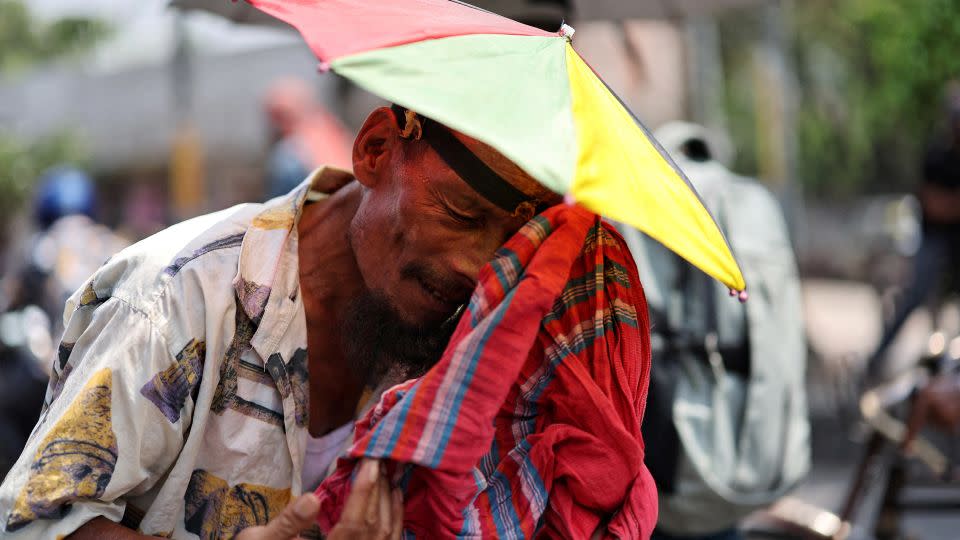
[301,422,354,492]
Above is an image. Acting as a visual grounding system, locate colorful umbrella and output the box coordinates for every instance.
[247,0,747,292]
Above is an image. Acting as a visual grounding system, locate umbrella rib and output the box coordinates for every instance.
[446,0,503,18]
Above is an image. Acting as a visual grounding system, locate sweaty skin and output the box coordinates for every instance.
[69,107,541,539]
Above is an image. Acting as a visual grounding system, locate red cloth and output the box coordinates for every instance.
[317,205,657,538]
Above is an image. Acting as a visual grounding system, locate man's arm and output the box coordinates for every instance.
[68,461,404,540]
[68,517,160,540]
[902,373,960,452]
[0,297,188,538]
[919,183,960,222]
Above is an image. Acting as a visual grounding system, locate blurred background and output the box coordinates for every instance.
[0,0,958,538]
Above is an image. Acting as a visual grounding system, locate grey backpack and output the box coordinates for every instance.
[617,123,810,535]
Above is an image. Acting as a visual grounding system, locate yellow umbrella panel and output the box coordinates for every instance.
[564,44,746,291]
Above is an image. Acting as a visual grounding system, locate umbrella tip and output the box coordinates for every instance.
[729,288,749,303]
[559,23,575,41]
[563,193,576,206]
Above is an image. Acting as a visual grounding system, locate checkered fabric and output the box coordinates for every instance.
[316,204,657,539]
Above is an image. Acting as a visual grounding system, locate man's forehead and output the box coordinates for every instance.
[390,105,558,216]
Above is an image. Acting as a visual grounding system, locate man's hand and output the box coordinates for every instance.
[919,184,960,223]
[903,374,960,452]
[328,459,402,540]
[235,459,402,540]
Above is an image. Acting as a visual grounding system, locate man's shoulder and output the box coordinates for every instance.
[75,203,266,315]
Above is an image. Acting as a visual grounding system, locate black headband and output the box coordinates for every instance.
[390,104,544,216]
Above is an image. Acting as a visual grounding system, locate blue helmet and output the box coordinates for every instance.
[33,166,96,229]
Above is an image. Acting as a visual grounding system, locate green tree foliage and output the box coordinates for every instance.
[0,0,108,243]
[720,0,960,198]
[794,0,960,197]
[0,133,88,224]
[0,0,111,73]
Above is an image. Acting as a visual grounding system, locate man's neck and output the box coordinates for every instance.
[296,181,367,436]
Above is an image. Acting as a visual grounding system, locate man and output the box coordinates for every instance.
[0,105,556,539]
[866,88,960,380]
[1,166,128,478]
[618,122,808,540]
[11,166,129,326]
[263,78,354,199]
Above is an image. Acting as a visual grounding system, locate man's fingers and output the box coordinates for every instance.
[263,493,319,538]
[363,466,382,528]
[327,461,404,540]
[390,488,403,540]
[376,470,392,538]
[341,459,381,523]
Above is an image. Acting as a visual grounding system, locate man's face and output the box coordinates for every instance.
[348,111,531,330]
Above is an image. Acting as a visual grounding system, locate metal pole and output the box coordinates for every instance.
[752,0,802,239]
[169,14,205,219]
[684,14,729,137]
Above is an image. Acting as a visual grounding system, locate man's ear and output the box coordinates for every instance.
[352,107,400,188]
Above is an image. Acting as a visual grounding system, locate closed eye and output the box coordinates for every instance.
[429,186,486,228]
[443,203,485,227]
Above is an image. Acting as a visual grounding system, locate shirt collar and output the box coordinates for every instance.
[233,166,354,357]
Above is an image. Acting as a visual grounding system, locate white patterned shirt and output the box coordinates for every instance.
[0,168,351,539]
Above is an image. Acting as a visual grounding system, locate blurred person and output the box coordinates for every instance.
[617,122,810,540]
[0,305,51,479]
[0,105,655,539]
[118,183,169,241]
[264,77,354,199]
[0,167,128,478]
[902,371,960,452]
[9,166,129,323]
[866,86,960,381]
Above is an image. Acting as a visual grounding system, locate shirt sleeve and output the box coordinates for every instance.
[0,296,192,538]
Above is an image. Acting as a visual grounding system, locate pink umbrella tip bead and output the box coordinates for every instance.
[737,290,749,303]
[563,193,576,206]
[317,61,331,73]
[728,288,737,297]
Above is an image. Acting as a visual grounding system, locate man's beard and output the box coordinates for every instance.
[339,289,465,386]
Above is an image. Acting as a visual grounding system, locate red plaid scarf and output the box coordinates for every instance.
[317,205,656,538]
